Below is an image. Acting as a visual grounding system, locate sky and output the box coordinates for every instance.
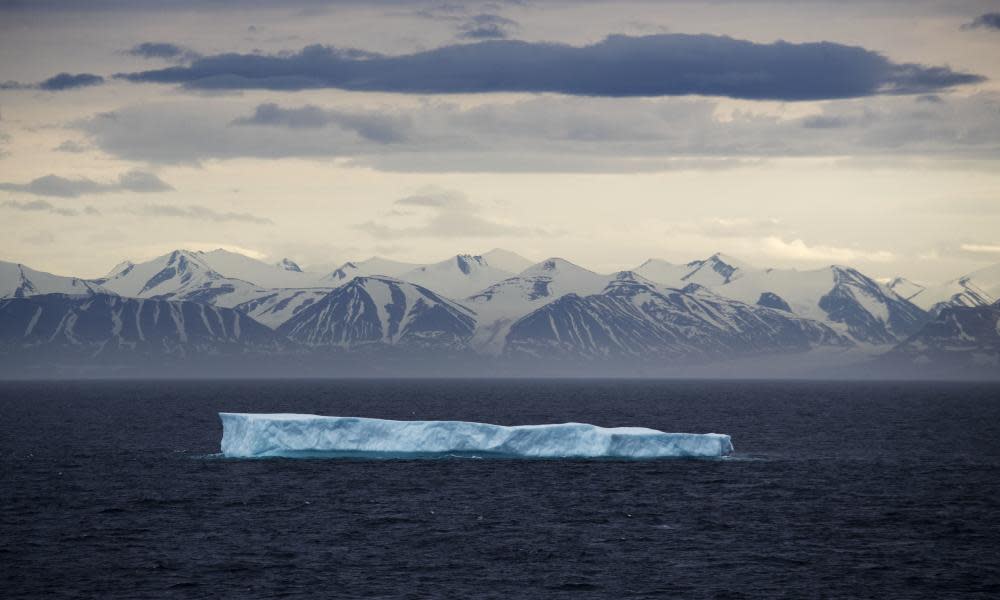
[1,0,999,283]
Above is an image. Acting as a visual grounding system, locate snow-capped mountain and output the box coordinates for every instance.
[7,246,995,378]
[480,248,534,274]
[398,254,513,299]
[94,250,337,324]
[634,253,750,288]
[878,301,1000,377]
[0,293,280,359]
[179,249,321,288]
[909,263,1000,313]
[96,249,265,307]
[1,261,111,298]
[278,276,476,349]
[711,265,927,345]
[888,277,925,302]
[503,272,850,362]
[105,260,135,279]
[233,289,333,329]
[466,258,611,353]
[276,258,302,272]
[321,257,419,285]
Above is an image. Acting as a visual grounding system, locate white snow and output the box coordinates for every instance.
[635,253,752,288]
[104,260,135,279]
[398,254,513,299]
[709,266,837,323]
[466,258,611,353]
[888,277,925,302]
[321,257,419,284]
[911,263,1000,311]
[0,261,111,298]
[633,259,694,288]
[219,413,734,459]
[196,249,323,288]
[97,250,338,322]
[236,289,332,329]
[480,248,534,274]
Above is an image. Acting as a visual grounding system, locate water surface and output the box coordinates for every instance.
[2,379,999,598]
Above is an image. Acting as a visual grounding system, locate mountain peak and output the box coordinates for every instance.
[604,270,660,294]
[707,252,750,269]
[105,260,134,278]
[638,258,676,269]
[276,258,302,272]
[611,270,657,285]
[680,253,748,286]
[455,254,486,274]
[524,257,591,275]
[481,248,533,273]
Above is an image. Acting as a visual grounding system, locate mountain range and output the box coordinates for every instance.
[1,248,998,378]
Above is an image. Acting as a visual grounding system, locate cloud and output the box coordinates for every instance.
[760,236,895,263]
[114,34,983,100]
[77,93,1000,171]
[126,42,200,62]
[38,72,104,91]
[1,199,98,216]
[395,189,471,209]
[802,115,852,129]
[457,14,518,39]
[357,188,544,239]
[54,140,88,153]
[231,102,411,143]
[133,204,273,224]
[21,231,56,245]
[0,170,173,197]
[3,73,105,91]
[116,170,174,192]
[959,243,1000,254]
[666,217,783,238]
[962,13,1000,31]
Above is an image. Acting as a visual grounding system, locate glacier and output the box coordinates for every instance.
[219,413,733,459]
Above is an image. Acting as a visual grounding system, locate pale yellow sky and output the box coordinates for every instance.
[1,0,999,283]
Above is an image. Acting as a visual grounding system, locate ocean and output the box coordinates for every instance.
[2,379,999,598]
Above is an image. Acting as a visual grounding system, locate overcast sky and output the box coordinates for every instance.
[1,0,999,282]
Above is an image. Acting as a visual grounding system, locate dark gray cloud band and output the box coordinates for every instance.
[1,199,100,216]
[126,42,201,62]
[115,34,983,100]
[231,102,411,143]
[0,170,173,197]
[962,13,1000,31]
[1,72,105,91]
[457,14,518,39]
[76,92,1000,172]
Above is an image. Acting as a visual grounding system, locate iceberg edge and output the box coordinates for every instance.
[219,413,734,459]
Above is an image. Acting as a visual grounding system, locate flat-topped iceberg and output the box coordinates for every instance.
[219,413,733,459]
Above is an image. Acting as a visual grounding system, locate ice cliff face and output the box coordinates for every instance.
[219,413,734,459]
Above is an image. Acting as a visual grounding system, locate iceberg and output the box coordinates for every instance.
[219,413,733,459]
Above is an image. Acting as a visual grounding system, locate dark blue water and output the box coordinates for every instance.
[2,380,999,599]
